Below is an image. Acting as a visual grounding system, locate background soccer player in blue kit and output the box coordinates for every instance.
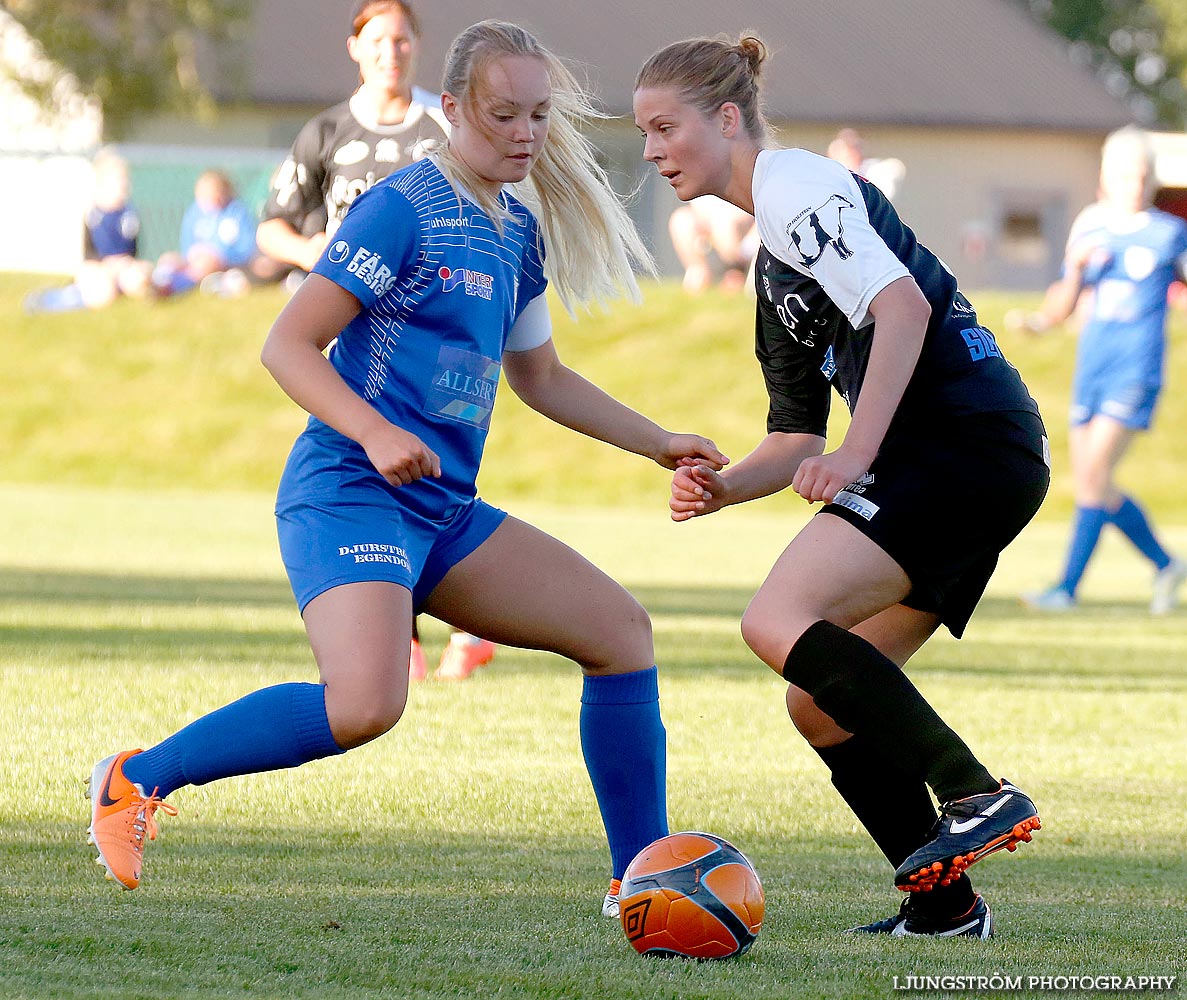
[635,33,1048,939]
[86,20,728,918]
[1012,127,1187,614]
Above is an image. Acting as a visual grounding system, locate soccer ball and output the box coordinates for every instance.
[618,831,764,960]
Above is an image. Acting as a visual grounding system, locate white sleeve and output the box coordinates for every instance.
[504,292,552,352]
[754,149,908,329]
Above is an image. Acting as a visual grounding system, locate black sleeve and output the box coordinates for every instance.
[260,113,332,231]
[754,300,831,437]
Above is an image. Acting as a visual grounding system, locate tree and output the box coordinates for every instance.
[1019,0,1187,129]
[1,0,251,138]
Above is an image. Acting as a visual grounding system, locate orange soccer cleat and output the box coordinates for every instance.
[86,750,177,890]
[434,634,496,681]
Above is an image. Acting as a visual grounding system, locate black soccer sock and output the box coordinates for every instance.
[813,733,936,868]
[785,620,997,803]
[813,735,974,918]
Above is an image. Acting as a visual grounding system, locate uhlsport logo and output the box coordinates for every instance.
[438,265,494,300]
[327,240,350,264]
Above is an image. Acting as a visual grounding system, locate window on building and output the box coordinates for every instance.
[988,189,1067,289]
[999,208,1048,267]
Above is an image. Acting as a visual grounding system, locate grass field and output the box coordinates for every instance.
[2,485,1185,999]
[4,271,1187,520]
[1,275,1185,997]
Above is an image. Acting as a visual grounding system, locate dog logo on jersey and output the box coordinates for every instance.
[786,194,856,268]
[374,138,405,163]
[438,266,494,300]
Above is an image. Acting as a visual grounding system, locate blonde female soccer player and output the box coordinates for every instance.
[88,21,727,920]
[634,34,1048,938]
[1014,127,1187,614]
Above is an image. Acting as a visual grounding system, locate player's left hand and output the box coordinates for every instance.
[657,434,729,472]
[792,448,867,504]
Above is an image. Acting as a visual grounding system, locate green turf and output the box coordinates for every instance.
[1,484,1184,999]
[5,271,1187,519]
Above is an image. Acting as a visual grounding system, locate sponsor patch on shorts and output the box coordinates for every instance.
[832,489,880,521]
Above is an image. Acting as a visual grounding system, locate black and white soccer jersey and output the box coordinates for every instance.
[262,86,450,240]
[751,148,1040,438]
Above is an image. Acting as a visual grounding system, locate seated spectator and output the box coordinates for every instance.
[150,170,281,298]
[668,195,759,294]
[24,149,151,313]
[826,127,906,201]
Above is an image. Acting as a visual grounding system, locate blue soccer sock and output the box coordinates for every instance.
[26,283,86,313]
[1058,506,1109,597]
[1109,496,1171,570]
[579,667,668,879]
[122,683,343,799]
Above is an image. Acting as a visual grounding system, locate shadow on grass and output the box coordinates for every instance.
[4,568,1186,688]
[0,566,293,609]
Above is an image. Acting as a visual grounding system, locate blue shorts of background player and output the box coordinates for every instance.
[1069,378,1159,431]
[1027,374,1184,612]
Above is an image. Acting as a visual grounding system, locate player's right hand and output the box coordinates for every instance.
[362,424,441,487]
[1065,236,1111,274]
[670,464,725,522]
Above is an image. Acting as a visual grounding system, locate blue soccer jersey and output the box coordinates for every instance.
[84,203,139,260]
[1067,204,1187,390]
[180,197,258,268]
[294,157,548,513]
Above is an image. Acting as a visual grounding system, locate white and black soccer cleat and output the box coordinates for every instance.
[846,894,994,939]
[894,779,1040,892]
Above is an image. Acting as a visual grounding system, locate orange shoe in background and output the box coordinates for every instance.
[409,638,428,682]
[86,749,177,890]
[435,633,496,681]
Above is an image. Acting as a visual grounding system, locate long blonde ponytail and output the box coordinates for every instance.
[436,20,654,313]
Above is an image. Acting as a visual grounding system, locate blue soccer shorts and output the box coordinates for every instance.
[277,491,507,614]
[1069,376,1159,431]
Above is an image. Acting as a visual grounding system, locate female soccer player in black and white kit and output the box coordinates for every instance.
[634,35,1049,938]
[257,1,449,276]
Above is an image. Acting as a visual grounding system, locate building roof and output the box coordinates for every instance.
[241,0,1133,131]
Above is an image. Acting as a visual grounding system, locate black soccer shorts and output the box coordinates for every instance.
[821,409,1050,637]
